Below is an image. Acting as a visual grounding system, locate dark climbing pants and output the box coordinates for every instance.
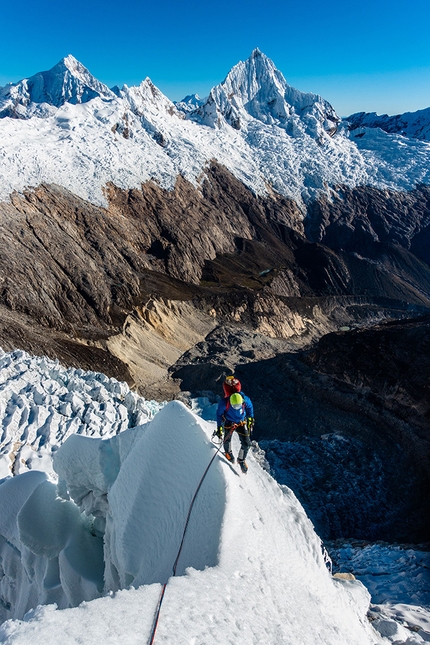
[223,423,251,461]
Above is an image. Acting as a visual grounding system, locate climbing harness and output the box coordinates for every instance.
[147,427,234,645]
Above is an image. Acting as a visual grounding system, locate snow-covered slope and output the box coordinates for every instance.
[346,107,430,141]
[0,349,428,644]
[0,405,380,643]
[0,50,429,207]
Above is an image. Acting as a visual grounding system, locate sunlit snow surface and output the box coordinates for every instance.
[1,52,430,208]
[2,93,430,209]
[0,349,428,644]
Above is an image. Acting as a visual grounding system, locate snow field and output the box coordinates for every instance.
[1,52,430,209]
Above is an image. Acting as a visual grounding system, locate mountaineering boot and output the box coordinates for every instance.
[224,451,235,464]
[238,459,248,474]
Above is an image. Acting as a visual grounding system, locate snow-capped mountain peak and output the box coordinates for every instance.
[175,93,205,113]
[0,55,115,118]
[0,50,430,209]
[219,48,287,106]
[190,49,340,136]
[60,54,85,73]
[121,77,179,117]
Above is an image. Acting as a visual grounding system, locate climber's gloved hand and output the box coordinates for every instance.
[247,417,254,434]
[216,425,224,439]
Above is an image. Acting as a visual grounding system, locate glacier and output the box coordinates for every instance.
[0,349,164,480]
[0,50,429,208]
[0,349,429,644]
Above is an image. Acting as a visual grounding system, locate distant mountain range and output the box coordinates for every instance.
[0,49,429,207]
[1,50,430,547]
[347,107,430,141]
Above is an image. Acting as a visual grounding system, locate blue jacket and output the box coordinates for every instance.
[216,392,254,427]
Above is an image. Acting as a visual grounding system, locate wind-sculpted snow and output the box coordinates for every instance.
[53,402,225,589]
[0,471,104,619]
[0,398,382,645]
[0,401,224,623]
[0,353,425,644]
[0,50,429,207]
[0,348,163,479]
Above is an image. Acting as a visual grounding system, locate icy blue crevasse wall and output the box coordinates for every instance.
[0,401,225,622]
[0,470,104,623]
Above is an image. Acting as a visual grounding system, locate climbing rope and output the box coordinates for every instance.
[147,427,235,645]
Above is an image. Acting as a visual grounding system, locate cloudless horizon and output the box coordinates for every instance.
[1,0,429,117]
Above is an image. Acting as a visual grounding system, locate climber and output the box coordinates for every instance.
[216,390,254,474]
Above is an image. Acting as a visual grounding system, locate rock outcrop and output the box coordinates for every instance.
[306,184,430,266]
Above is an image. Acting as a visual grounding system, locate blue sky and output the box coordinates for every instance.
[1,0,429,116]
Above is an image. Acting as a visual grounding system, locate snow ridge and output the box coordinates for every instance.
[0,349,427,644]
[346,107,430,141]
[0,395,381,644]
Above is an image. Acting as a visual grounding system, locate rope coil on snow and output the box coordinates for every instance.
[147,428,234,645]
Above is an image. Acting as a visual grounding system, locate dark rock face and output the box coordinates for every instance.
[105,162,304,285]
[306,184,430,267]
[169,313,430,542]
[2,164,430,376]
[302,315,430,427]
[0,163,302,336]
[256,315,430,543]
[260,433,420,542]
[173,316,430,542]
[0,186,148,334]
[0,306,132,382]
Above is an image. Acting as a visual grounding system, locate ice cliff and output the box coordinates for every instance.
[0,396,382,644]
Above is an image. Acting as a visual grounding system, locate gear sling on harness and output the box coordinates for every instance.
[223,420,251,462]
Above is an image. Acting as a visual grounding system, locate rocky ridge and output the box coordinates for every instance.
[2,162,429,396]
[306,184,430,265]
